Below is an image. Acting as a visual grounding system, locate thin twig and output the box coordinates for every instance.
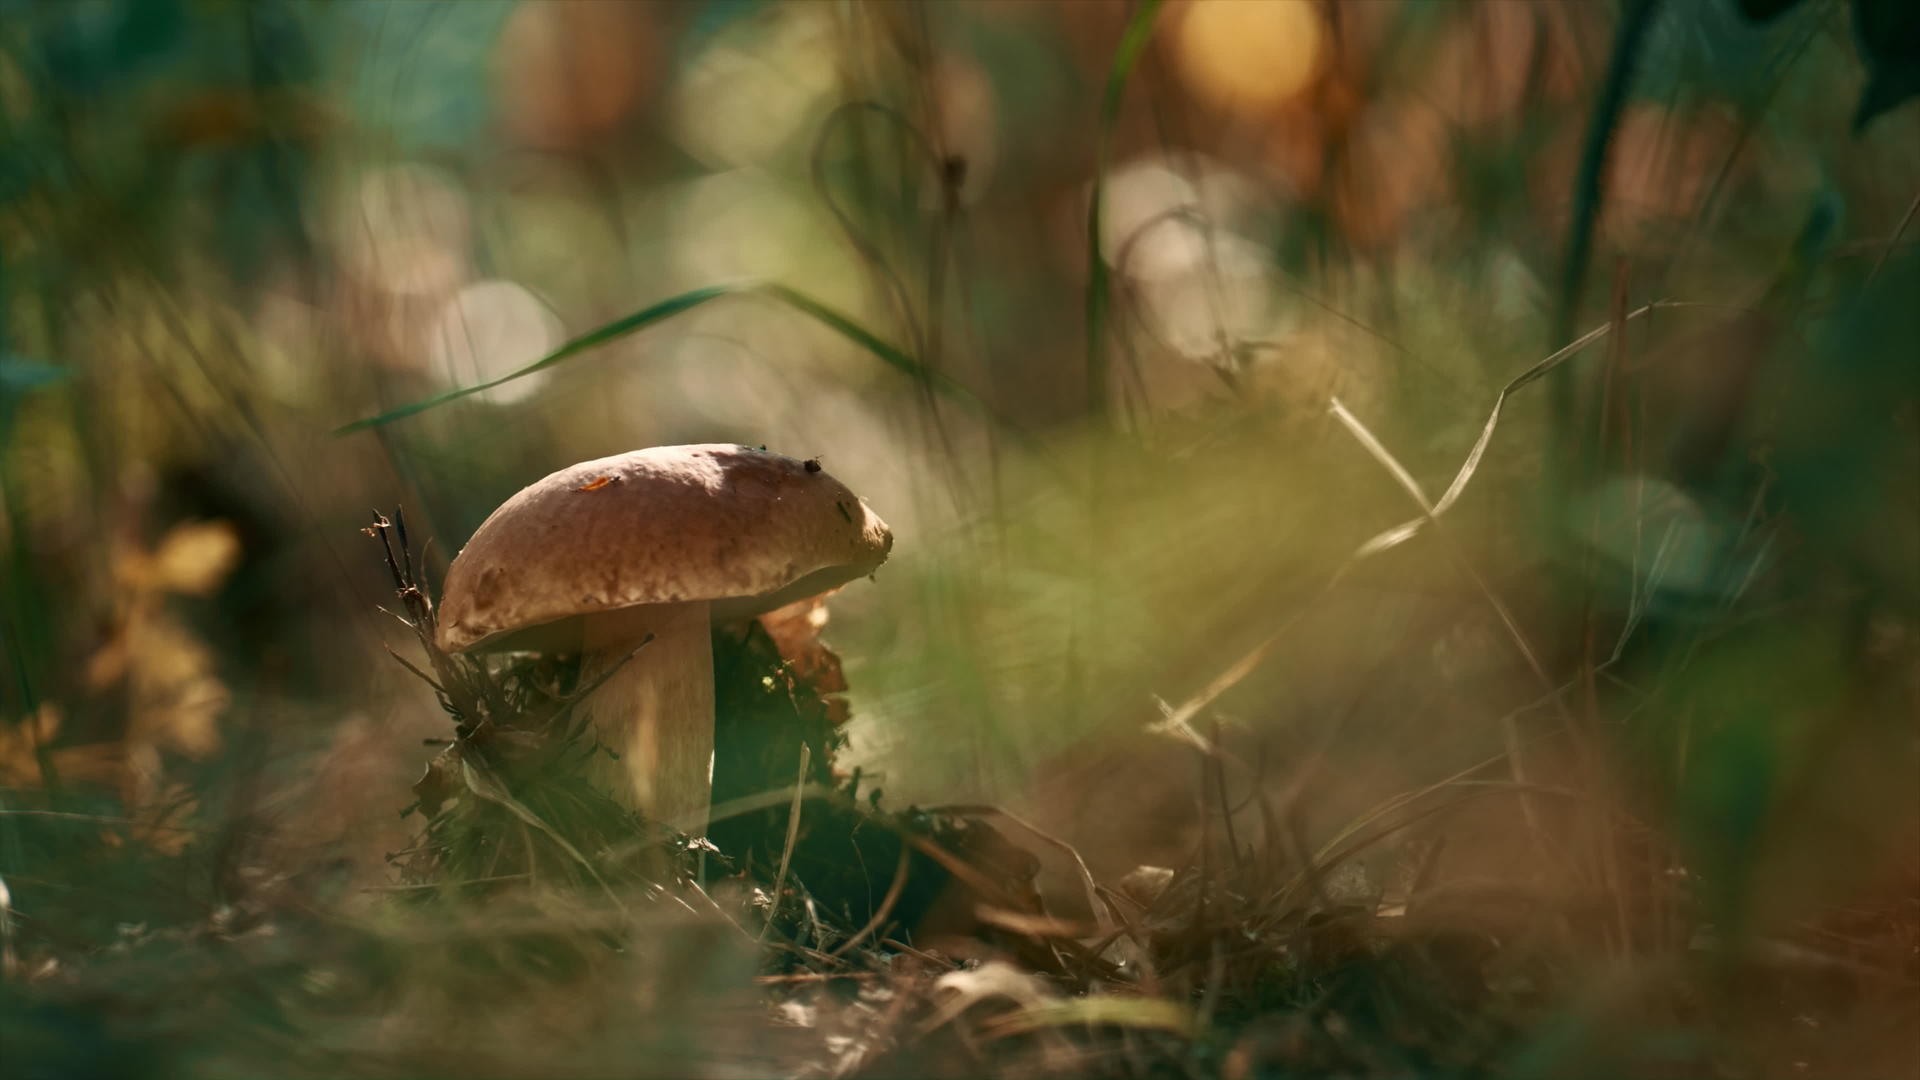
[382,644,446,695]
[759,743,812,944]
[927,803,1117,935]
[827,843,910,959]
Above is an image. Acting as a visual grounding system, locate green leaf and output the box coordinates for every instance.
[335,283,981,435]
[1083,0,1164,421]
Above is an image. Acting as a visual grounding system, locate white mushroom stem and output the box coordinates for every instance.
[578,600,715,834]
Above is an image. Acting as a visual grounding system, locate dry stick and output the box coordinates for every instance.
[758,743,812,944]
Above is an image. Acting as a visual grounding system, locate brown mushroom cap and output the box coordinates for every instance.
[435,444,893,653]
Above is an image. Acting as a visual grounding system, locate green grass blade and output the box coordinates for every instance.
[334,282,986,435]
[761,282,918,378]
[333,285,737,435]
[1083,0,1164,422]
[758,282,982,411]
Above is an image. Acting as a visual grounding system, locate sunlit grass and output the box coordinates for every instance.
[2,0,1917,1077]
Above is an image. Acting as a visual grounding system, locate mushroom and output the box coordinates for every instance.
[434,444,893,832]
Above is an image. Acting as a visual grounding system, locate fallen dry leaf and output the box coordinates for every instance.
[0,704,62,788]
[759,595,848,695]
[147,520,242,596]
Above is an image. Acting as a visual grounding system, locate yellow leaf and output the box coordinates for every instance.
[149,520,241,595]
[0,704,61,788]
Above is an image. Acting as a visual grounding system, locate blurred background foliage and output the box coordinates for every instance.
[0,0,1916,1075]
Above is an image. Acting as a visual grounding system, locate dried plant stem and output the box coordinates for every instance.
[758,742,812,944]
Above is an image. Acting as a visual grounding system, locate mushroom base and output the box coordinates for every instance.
[578,600,715,834]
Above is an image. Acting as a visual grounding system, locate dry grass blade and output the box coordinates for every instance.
[1330,398,1436,512]
[700,782,842,831]
[1152,299,1712,749]
[1147,302,1699,738]
[929,803,1116,935]
[972,906,1099,939]
[980,996,1196,1040]
[456,757,625,913]
[826,842,910,959]
[1327,396,1571,723]
[1152,596,1332,737]
[1349,301,1685,559]
[381,644,445,696]
[758,742,811,944]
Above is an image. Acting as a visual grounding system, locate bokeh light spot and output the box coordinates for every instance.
[1175,0,1326,114]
